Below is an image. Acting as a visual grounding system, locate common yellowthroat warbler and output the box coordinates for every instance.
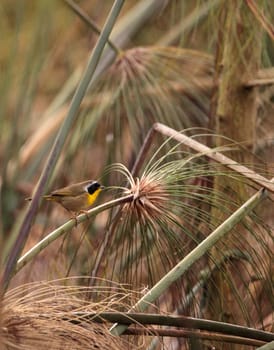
[43,180,103,213]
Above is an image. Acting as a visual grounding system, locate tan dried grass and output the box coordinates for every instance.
[0,279,142,350]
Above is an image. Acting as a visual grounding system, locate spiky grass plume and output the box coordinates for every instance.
[68,46,213,167]
[96,139,237,283]
[0,278,144,349]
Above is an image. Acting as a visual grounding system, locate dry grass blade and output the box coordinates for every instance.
[126,327,266,347]
[153,123,274,193]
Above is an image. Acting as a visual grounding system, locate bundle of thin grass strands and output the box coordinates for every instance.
[0,278,142,350]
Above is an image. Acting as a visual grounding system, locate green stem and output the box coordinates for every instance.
[110,187,267,335]
[256,341,274,350]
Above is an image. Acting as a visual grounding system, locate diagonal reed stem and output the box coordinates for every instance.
[1,0,125,294]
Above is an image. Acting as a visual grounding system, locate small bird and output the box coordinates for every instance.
[43,180,103,213]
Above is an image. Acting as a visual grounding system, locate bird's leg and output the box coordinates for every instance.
[68,210,79,226]
[78,210,90,221]
[67,210,89,226]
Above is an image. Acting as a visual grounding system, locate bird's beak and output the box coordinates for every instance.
[100,185,106,190]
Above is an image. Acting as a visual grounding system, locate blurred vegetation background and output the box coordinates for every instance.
[0,0,273,349]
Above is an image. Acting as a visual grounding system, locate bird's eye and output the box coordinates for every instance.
[87,182,100,195]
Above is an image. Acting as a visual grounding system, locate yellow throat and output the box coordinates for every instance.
[87,188,101,206]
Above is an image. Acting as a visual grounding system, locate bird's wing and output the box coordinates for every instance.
[50,182,89,197]
[50,188,74,197]
[45,181,94,198]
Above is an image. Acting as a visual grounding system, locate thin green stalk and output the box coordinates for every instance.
[15,195,133,275]
[110,187,268,335]
[1,0,125,294]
